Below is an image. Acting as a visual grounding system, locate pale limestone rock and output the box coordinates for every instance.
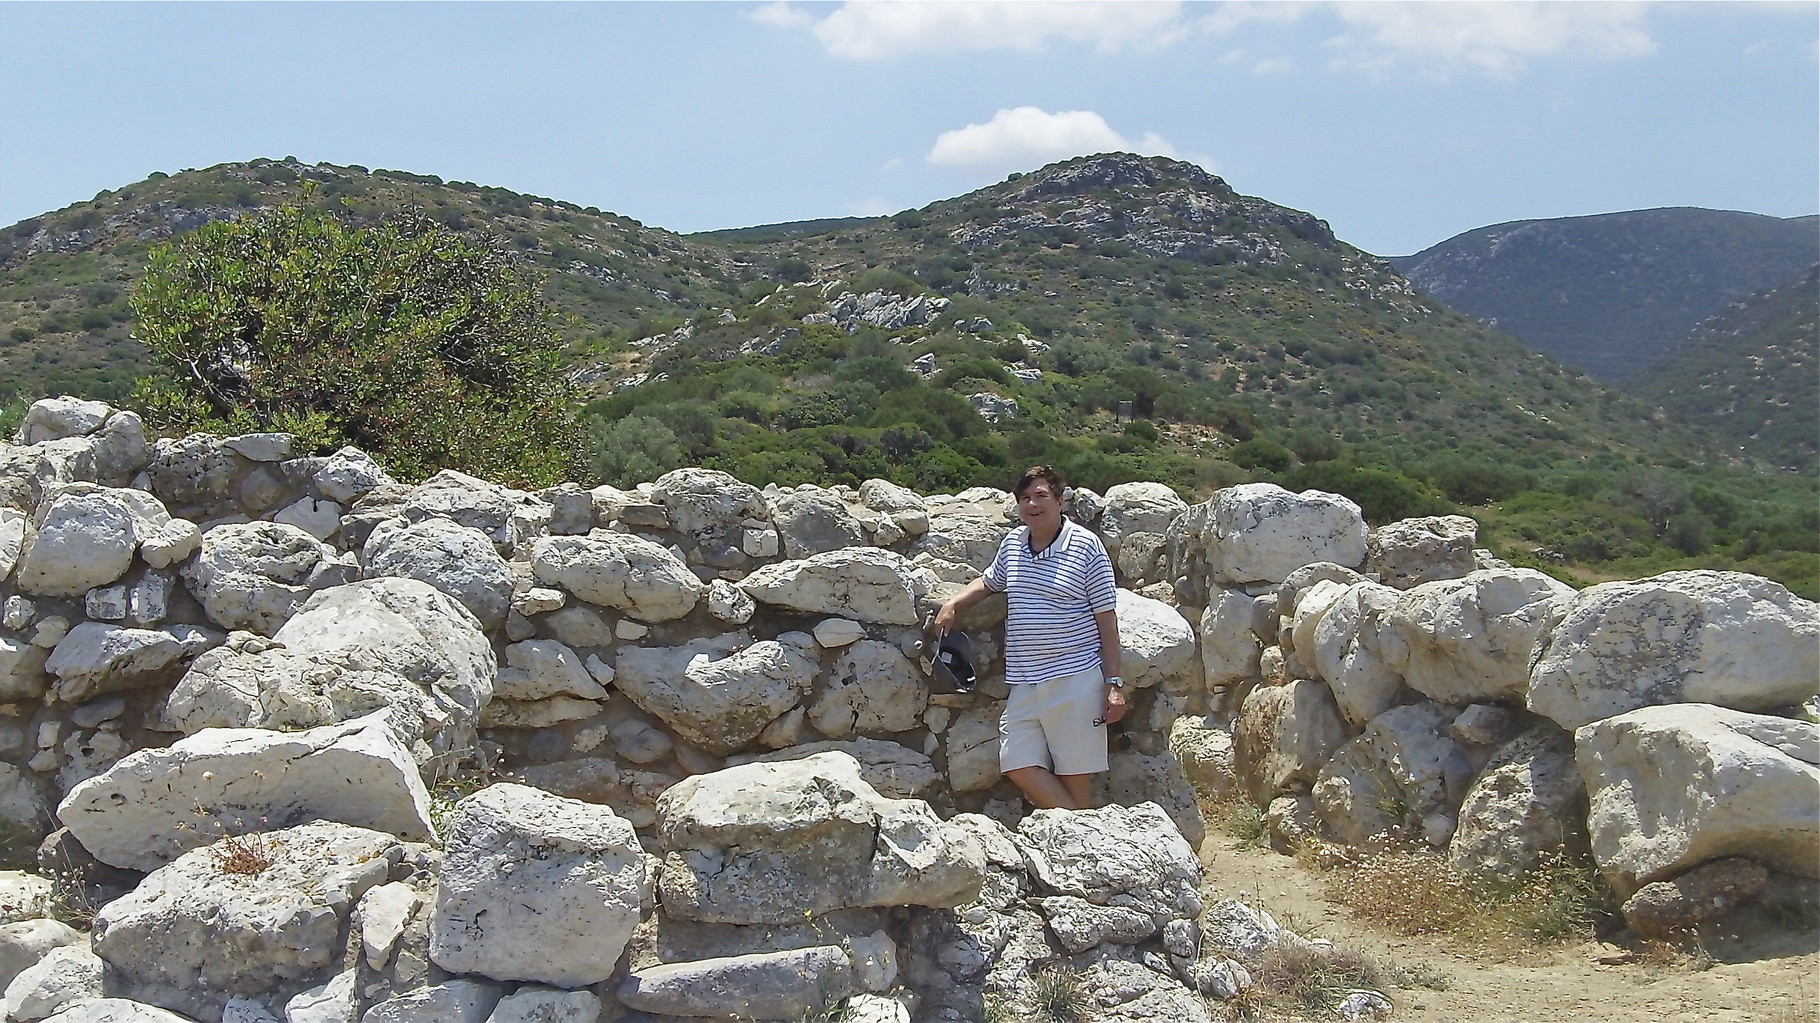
[58,713,432,872]
[809,640,926,738]
[1,940,103,1022]
[15,488,143,597]
[1233,680,1349,807]
[618,946,852,1021]
[813,617,866,648]
[1312,702,1473,848]
[1199,483,1367,586]
[272,496,341,542]
[734,739,940,800]
[650,467,770,545]
[478,697,601,730]
[1266,794,1320,853]
[653,752,986,924]
[363,518,511,630]
[1036,895,1156,953]
[281,969,355,1023]
[1014,801,1202,921]
[511,586,565,617]
[738,548,936,625]
[1575,704,1820,895]
[530,533,704,622]
[1530,571,1820,730]
[1200,588,1261,689]
[494,639,607,702]
[430,783,652,986]
[357,882,421,971]
[1287,578,1349,674]
[769,486,868,558]
[180,521,352,635]
[1388,568,1573,706]
[0,917,81,991]
[1098,482,1188,560]
[312,448,395,504]
[30,998,193,1021]
[91,821,403,1021]
[616,637,817,755]
[1310,581,1406,728]
[13,398,110,446]
[484,987,601,1023]
[944,703,1003,793]
[706,578,756,623]
[1118,588,1198,692]
[361,979,502,1023]
[1168,715,1238,803]
[1103,749,1205,848]
[392,469,549,555]
[908,516,1008,571]
[1367,515,1479,589]
[1448,725,1586,878]
[0,509,25,584]
[43,623,196,703]
[137,518,200,570]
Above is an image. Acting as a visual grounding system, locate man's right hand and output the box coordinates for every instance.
[933,600,958,637]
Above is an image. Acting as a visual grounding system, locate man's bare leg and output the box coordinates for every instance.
[1059,773,1094,809]
[1005,766,1083,809]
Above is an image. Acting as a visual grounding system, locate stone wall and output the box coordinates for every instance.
[0,396,1814,1022]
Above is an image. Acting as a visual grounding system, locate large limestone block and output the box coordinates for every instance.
[1448,725,1586,878]
[394,469,550,554]
[651,467,769,539]
[0,771,51,859]
[0,636,48,703]
[14,488,144,597]
[13,398,110,446]
[363,518,511,630]
[944,703,1004,793]
[1575,704,1820,895]
[1312,702,1474,849]
[0,917,82,992]
[1366,515,1479,589]
[180,521,353,635]
[808,640,927,738]
[530,533,703,622]
[494,639,608,702]
[654,752,986,924]
[1530,571,1820,730]
[738,548,936,625]
[58,713,432,872]
[1117,589,1198,692]
[732,738,939,800]
[0,508,27,582]
[769,486,868,559]
[91,821,403,1021]
[1199,588,1261,689]
[1098,482,1187,559]
[2,940,103,1022]
[35,999,194,1022]
[350,978,502,1023]
[1387,568,1574,706]
[1310,581,1406,728]
[618,946,854,1021]
[1287,578,1350,670]
[430,783,652,986]
[165,577,496,758]
[1200,484,1367,587]
[910,516,1010,571]
[1168,715,1238,803]
[42,623,199,703]
[486,988,600,1023]
[1102,750,1205,848]
[1013,801,1202,921]
[312,447,395,505]
[1233,680,1349,807]
[616,636,817,755]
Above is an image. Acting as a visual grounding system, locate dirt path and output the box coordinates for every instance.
[1198,837,1819,1023]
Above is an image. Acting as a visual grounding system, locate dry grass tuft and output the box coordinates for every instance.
[1248,937,1387,1013]
[1027,963,1092,1022]
[208,831,277,876]
[1200,791,1267,845]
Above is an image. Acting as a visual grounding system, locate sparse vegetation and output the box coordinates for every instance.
[1026,963,1091,1022]
[1247,937,1387,1014]
[207,830,277,876]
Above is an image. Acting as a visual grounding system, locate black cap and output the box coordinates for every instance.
[932,631,977,694]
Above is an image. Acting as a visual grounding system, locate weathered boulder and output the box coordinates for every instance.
[1199,588,1261,689]
[944,703,1004,793]
[1530,571,1820,730]
[362,518,512,631]
[1233,680,1349,807]
[91,821,404,1021]
[493,639,608,702]
[392,469,550,555]
[58,713,432,873]
[1621,857,1770,941]
[1102,749,1205,848]
[651,467,770,546]
[616,635,818,755]
[0,918,82,992]
[1448,725,1586,878]
[31,998,194,1021]
[43,623,205,704]
[14,487,145,597]
[1168,715,1238,803]
[1309,581,1406,728]
[732,738,940,800]
[3,941,103,1022]
[1194,484,1367,587]
[1575,704,1819,895]
[1312,702,1474,849]
[1385,568,1573,706]
[618,946,854,1021]
[312,447,395,505]
[739,548,935,625]
[530,532,704,622]
[653,752,986,924]
[808,640,927,737]
[1117,589,1198,692]
[180,522,353,636]
[13,398,111,446]
[165,577,495,758]
[1366,515,1479,589]
[485,987,601,1023]
[1014,801,1202,921]
[769,486,869,558]
[1098,482,1187,559]
[429,783,652,987]
[360,978,502,1023]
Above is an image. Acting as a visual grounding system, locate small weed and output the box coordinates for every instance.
[975,994,1012,1023]
[1249,937,1387,1014]
[1384,959,1451,991]
[1201,791,1267,845]
[46,866,98,929]
[208,831,277,876]
[1027,963,1091,1022]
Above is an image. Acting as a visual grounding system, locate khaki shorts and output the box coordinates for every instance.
[999,666,1108,776]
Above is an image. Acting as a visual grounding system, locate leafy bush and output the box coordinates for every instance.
[130,199,584,486]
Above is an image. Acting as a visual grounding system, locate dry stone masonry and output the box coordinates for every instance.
[0,396,1811,1021]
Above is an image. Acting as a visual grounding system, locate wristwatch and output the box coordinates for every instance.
[1105,676,1124,688]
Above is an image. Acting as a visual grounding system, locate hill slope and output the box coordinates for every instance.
[1626,264,1818,473]
[1390,208,1818,382]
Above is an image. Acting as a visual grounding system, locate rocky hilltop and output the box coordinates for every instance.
[0,396,1813,1022]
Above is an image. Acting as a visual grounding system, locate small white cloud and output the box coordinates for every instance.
[846,196,897,217]
[926,107,1187,173]
[1326,2,1657,77]
[786,0,1189,59]
[881,156,905,172]
[1251,56,1296,75]
[749,2,814,29]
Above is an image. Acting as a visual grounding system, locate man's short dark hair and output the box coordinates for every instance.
[1014,464,1065,499]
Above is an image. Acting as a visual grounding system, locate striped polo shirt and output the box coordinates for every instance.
[983,518,1118,685]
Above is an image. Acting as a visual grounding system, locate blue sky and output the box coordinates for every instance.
[2,1,1814,256]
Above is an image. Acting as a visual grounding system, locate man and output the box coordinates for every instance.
[934,465,1124,810]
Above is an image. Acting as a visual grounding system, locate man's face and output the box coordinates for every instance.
[1016,481,1063,530]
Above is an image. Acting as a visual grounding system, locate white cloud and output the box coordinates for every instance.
[846,196,897,217]
[763,1,1189,59]
[1325,2,1657,76]
[926,107,1188,173]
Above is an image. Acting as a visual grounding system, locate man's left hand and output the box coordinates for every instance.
[1101,685,1127,725]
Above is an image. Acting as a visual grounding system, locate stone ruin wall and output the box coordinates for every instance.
[0,396,1816,1022]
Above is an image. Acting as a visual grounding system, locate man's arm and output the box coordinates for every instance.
[934,576,995,635]
[1094,608,1126,724]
